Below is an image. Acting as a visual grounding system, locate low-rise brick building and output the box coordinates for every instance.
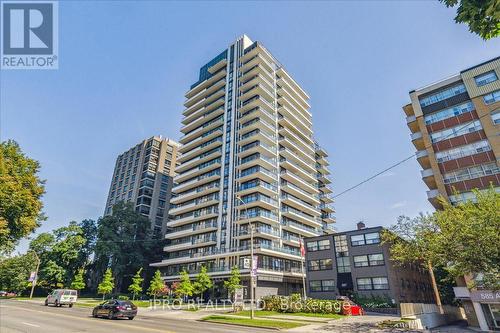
[305,223,436,306]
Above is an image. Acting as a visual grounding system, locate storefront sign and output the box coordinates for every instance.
[470,291,500,304]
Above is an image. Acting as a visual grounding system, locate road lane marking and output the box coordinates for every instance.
[2,304,175,333]
[22,322,40,327]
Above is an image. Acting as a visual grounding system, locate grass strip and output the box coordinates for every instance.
[201,315,307,329]
[232,310,344,319]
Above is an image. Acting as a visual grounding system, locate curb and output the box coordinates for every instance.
[197,318,280,331]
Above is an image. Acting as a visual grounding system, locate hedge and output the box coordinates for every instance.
[261,294,344,314]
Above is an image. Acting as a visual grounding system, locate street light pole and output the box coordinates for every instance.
[236,195,254,320]
[29,251,40,299]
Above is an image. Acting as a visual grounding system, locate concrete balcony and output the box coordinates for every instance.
[176,149,222,173]
[165,222,217,240]
[178,128,223,154]
[171,171,220,193]
[281,180,320,205]
[180,106,224,134]
[185,69,226,100]
[421,168,434,178]
[281,206,321,228]
[178,137,223,163]
[174,159,221,184]
[184,79,225,109]
[411,131,425,150]
[239,106,276,126]
[171,183,219,204]
[276,76,311,111]
[236,181,277,198]
[280,169,318,195]
[179,117,224,145]
[416,149,431,169]
[281,193,318,216]
[427,189,439,199]
[279,147,316,174]
[406,115,419,132]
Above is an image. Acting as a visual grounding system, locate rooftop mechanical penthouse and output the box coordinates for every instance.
[151,35,335,298]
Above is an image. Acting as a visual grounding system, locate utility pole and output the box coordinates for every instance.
[29,251,40,299]
[300,238,306,300]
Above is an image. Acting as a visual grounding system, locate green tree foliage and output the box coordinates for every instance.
[98,268,114,300]
[383,187,500,291]
[0,140,45,255]
[174,270,193,299]
[440,0,499,39]
[128,268,144,300]
[78,219,97,265]
[93,202,157,293]
[223,266,241,302]
[148,270,165,302]
[29,221,87,288]
[70,269,86,293]
[432,188,500,290]
[0,253,36,293]
[193,266,213,298]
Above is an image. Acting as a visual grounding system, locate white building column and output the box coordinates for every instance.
[472,301,490,331]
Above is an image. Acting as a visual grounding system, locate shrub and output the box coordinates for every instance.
[118,295,130,300]
[261,295,343,314]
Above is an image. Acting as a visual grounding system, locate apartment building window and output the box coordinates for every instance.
[351,232,381,246]
[435,140,491,163]
[443,162,499,184]
[419,83,466,107]
[491,110,500,125]
[484,90,500,105]
[357,277,389,290]
[307,259,333,271]
[357,278,373,290]
[309,280,335,292]
[336,257,351,273]
[430,120,482,143]
[353,255,369,267]
[475,71,498,87]
[424,101,474,125]
[306,239,331,252]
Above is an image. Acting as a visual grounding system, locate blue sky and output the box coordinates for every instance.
[2,1,499,253]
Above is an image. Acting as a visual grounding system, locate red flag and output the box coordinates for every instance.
[299,238,305,257]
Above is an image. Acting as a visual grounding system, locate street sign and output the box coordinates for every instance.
[251,255,258,277]
[28,271,37,282]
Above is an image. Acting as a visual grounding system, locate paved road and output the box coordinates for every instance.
[0,299,271,333]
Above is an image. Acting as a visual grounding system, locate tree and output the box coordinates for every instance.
[128,268,144,300]
[78,219,97,265]
[381,214,443,307]
[28,222,87,288]
[148,270,165,302]
[0,140,45,255]
[70,269,86,294]
[174,270,193,301]
[93,202,156,293]
[98,268,114,300]
[193,266,213,299]
[432,188,500,290]
[223,266,241,305]
[0,253,36,293]
[440,0,499,39]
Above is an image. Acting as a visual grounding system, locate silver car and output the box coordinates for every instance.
[45,289,78,307]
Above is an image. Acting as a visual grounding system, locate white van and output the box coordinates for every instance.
[45,289,78,307]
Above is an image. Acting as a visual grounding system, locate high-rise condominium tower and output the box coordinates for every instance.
[151,35,334,297]
[104,136,180,236]
[403,57,499,209]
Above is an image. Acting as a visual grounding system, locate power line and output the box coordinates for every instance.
[333,111,492,199]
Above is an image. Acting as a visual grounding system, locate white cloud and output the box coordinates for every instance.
[390,201,407,209]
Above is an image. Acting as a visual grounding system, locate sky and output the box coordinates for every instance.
[1,1,499,253]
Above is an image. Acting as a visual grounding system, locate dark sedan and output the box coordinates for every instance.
[92,300,137,320]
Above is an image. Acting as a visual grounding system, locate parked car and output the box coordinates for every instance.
[45,289,78,307]
[92,300,137,320]
[0,291,7,297]
[336,296,365,316]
